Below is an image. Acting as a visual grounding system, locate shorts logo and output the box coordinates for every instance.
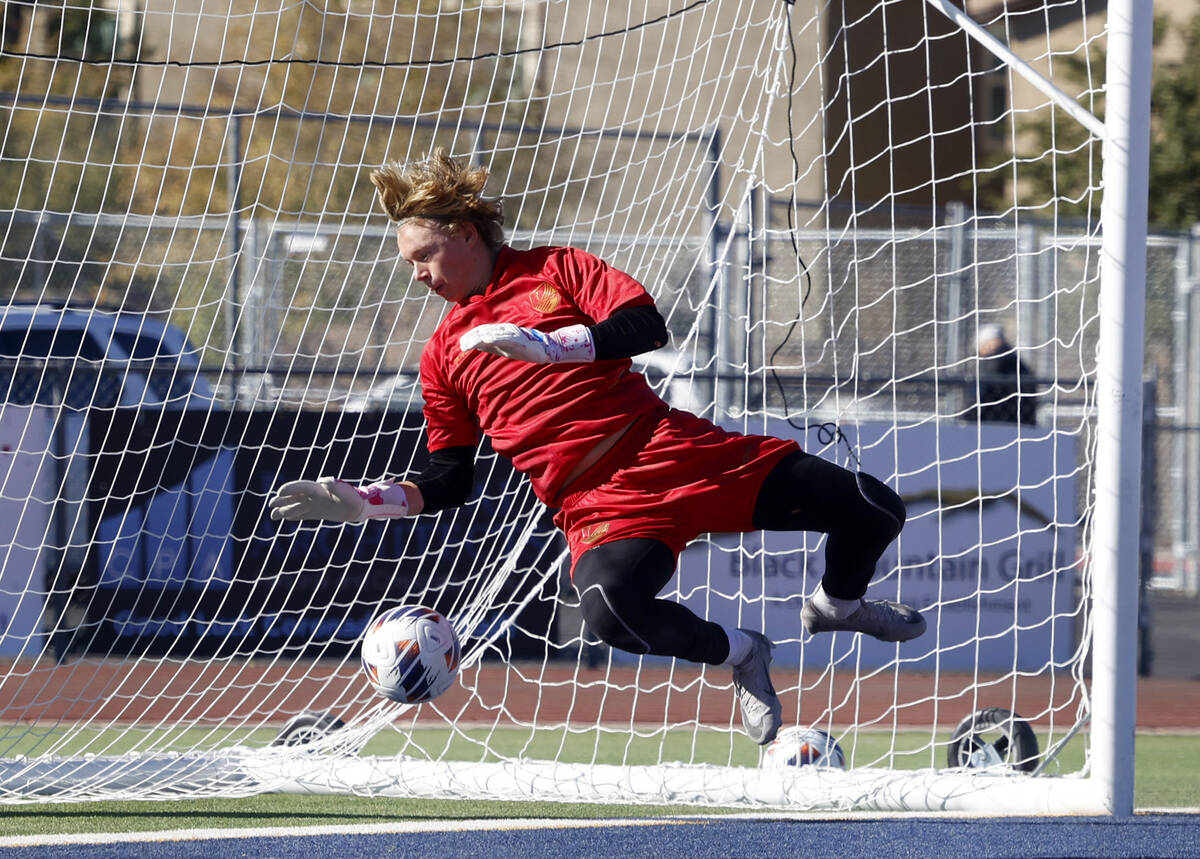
[529,282,561,314]
[579,522,611,545]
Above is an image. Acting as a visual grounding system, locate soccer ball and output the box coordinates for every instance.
[360,605,461,704]
[762,726,846,770]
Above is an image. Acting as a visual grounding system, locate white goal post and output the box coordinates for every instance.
[0,0,1152,814]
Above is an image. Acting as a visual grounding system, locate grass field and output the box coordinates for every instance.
[1,731,1196,837]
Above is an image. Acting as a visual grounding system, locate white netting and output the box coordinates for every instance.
[0,0,1146,810]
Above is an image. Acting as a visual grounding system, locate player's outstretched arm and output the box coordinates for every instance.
[269,446,472,522]
[269,477,422,522]
[459,305,668,364]
[460,322,594,364]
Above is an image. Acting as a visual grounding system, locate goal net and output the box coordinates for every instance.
[0,0,1150,812]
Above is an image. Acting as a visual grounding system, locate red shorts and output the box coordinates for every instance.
[552,408,799,575]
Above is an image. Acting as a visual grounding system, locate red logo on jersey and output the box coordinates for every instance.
[579,522,611,545]
[530,282,561,314]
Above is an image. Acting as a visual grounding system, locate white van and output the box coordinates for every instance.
[0,304,216,410]
[0,307,227,651]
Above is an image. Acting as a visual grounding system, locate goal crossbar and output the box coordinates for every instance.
[923,0,1106,141]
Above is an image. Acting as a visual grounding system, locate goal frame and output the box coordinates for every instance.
[1086,0,1153,818]
[0,0,1154,816]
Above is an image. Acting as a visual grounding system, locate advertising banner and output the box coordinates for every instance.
[672,419,1078,671]
[84,408,559,658]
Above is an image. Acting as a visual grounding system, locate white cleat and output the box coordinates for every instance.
[732,629,783,745]
[801,598,927,643]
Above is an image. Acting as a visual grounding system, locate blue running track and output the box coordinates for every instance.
[3,814,1199,859]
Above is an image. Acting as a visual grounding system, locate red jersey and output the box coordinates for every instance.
[419,245,668,505]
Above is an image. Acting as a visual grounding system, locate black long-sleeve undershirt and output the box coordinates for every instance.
[413,304,669,513]
[411,445,476,513]
[590,304,669,360]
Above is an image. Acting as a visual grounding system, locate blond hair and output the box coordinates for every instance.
[370,148,505,250]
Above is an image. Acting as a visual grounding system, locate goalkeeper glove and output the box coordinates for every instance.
[459,322,595,364]
[268,477,410,522]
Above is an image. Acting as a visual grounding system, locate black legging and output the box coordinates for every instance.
[572,450,906,665]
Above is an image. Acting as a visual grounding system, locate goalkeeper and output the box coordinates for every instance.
[268,149,924,745]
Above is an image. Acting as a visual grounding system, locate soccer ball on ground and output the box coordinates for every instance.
[762,726,846,769]
[360,605,461,704]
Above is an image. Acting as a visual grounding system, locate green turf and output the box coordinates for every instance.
[1133,734,1200,808]
[1,732,1195,837]
[0,722,1072,769]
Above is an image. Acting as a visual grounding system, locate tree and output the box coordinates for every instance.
[978,13,1200,231]
[1147,12,1200,228]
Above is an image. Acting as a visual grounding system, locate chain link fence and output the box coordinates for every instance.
[3,201,1198,594]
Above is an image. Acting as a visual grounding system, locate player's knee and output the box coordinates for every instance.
[577,586,651,654]
[857,472,906,542]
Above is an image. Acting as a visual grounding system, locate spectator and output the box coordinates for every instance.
[974,324,1037,425]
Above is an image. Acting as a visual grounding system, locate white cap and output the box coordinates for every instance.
[977,324,1006,346]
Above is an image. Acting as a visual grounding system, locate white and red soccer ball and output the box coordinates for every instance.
[762,726,846,770]
[360,605,461,704]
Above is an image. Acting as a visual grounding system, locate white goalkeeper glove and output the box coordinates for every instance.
[459,322,595,364]
[268,477,411,522]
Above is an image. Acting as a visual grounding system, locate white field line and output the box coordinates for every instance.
[0,817,692,849]
[4,807,1198,848]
